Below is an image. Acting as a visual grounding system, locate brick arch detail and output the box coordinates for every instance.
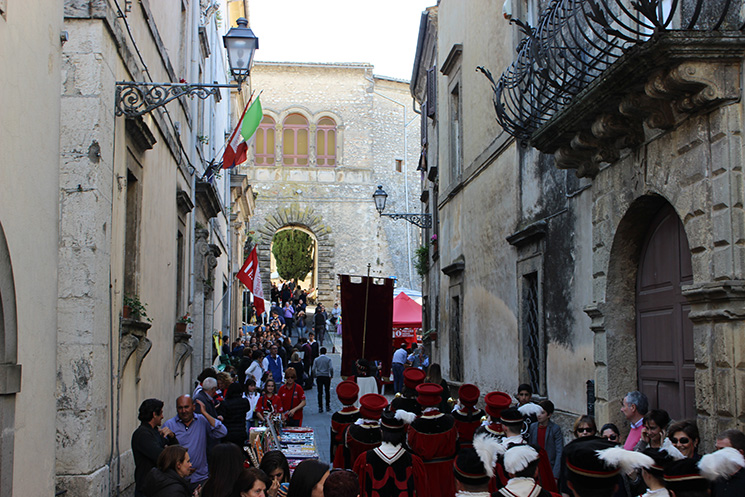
[256,204,335,303]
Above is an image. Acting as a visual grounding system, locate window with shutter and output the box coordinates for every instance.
[421,102,428,147]
[426,67,436,119]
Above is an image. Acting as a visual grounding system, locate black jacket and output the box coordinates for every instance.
[142,468,194,497]
[217,396,250,444]
[131,424,179,491]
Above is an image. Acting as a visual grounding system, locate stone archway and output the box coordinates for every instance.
[256,204,335,303]
[0,221,20,495]
[587,194,669,427]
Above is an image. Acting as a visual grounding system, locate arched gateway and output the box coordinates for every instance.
[256,205,335,303]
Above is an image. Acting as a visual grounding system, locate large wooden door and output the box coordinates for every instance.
[636,204,695,420]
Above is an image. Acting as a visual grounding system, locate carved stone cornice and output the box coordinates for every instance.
[174,333,193,377]
[682,281,745,323]
[531,34,745,178]
[120,318,152,382]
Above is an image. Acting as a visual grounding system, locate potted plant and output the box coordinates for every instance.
[414,245,429,276]
[430,234,438,252]
[123,294,151,323]
[175,313,192,333]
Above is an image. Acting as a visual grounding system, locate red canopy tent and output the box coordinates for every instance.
[392,292,422,347]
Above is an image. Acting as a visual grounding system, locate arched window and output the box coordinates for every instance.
[255,115,276,166]
[316,117,337,166]
[282,114,309,166]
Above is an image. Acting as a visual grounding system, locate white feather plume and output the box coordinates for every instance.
[503,444,539,474]
[596,447,654,472]
[660,438,686,461]
[395,409,417,425]
[517,402,542,417]
[473,433,503,478]
[699,447,745,481]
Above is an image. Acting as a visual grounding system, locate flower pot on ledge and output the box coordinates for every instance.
[175,322,188,334]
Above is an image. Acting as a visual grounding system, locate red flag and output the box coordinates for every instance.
[237,247,265,317]
[222,97,252,169]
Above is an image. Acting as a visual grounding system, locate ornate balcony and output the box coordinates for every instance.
[483,0,745,176]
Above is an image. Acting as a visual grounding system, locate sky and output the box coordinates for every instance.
[248,0,436,81]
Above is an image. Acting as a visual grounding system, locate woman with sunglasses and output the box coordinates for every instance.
[572,415,597,438]
[600,423,623,445]
[279,367,306,427]
[667,419,701,460]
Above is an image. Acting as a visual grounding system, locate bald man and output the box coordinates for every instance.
[163,395,227,485]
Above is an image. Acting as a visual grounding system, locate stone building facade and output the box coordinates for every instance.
[413,0,745,446]
[239,62,422,303]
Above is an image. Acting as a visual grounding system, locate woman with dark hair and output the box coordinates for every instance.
[218,382,251,445]
[635,409,671,451]
[668,419,701,460]
[201,443,246,497]
[424,363,450,412]
[141,445,196,497]
[229,467,272,497]
[255,379,280,424]
[600,423,622,445]
[286,459,330,497]
[259,450,291,497]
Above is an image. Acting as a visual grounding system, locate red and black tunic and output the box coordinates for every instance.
[407,409,458,497]
[331,407,360,468]
[474,423,507,491]
[353,444,428,497]
[452,407,485,449]
[343,421,382,469]
[390,396,422,417]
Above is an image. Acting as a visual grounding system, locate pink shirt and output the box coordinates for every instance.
[623,419,643,450]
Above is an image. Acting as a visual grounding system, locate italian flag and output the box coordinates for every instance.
[222,95,262,169]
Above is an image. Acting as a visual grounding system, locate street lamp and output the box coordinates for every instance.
[372,185,432,229]
[115,18,259,118]
[223,17,259,85]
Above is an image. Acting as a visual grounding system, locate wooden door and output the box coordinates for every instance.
[636,204,695,420]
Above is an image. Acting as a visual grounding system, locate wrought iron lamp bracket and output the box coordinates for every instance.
[115,81,239,118]
[380,212,432,229]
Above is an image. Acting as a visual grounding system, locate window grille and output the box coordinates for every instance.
[316,117,336,166]
[255,115,275,165]
[523,272,541,394]
[282,113,309,166]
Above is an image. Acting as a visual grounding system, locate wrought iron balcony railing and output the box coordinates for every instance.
[482,0,745,143]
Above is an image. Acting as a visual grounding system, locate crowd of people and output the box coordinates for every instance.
[132,310,745,497]
[327,377,745,497]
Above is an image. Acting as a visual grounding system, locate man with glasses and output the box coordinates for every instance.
[620,390,648,450]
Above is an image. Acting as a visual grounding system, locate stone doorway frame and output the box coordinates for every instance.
[256,205,335,304]
[587,194,671,429]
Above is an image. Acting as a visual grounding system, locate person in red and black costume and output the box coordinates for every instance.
[390,368,426,416]
[452,384,485,450]
[474,391,512,440]
[353,409,427,497]
[452,433,501,497]
[472,391,513,492]
[331,380,360,468]
[496,408,558,494]
[407,383,458,497]
[343,393,387,469]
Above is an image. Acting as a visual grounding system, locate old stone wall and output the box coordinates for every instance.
[240,63,421,303]
[590,94,745,448]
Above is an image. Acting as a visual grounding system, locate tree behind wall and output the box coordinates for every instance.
[272,229,314,282]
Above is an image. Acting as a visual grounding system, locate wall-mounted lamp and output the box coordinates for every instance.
[115,17,258,118]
